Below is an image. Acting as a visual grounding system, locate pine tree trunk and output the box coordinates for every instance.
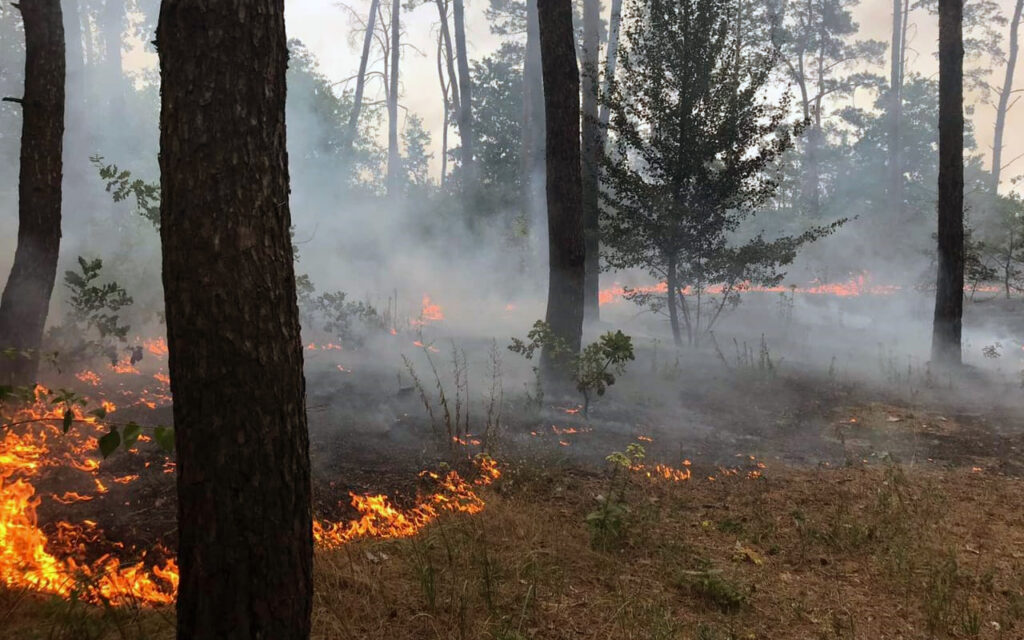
[452,0,477,200]
[932,0,964,366]
[581,0,601,324]
[387,0,401,197]
[0,0,65,388]
[887,0,904,216]
[343,0,380,159]
[992,0,1023,192]
[522,0,546,246]
[537,0,585,382]
[155,1,313,637]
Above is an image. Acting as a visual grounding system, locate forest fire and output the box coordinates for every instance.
[0,387,179,605]
[313,457,500,549]
[598,273,904,306]
[0,366,503,607]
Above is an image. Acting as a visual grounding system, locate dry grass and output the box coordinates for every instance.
[310,461,1024,639]
[5,461,1024,639]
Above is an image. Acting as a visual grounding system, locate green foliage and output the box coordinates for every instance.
[586,444,646,550]
[64,257,133,341]
[46,257,134,367]
[509,321,634,415]
[402,114,434,192]
[601,0,840,345]
[90,155,160,227]
[312,291,386,348]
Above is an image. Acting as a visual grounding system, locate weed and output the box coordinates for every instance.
[586,444,645,550]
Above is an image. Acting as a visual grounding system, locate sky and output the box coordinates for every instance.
[277,0,1024,190]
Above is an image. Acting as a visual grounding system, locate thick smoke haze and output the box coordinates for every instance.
[1,0,1023,386]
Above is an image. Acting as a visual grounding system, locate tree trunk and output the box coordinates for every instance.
[581,0,601,324]
[435,0,462,151]
[802,125,821,217]
[155,1,313,638]
[452,0,477,202]
[386,0,402,197]
[887,0,904,216]
[522,0,546,246]
[597,0,623,133]
[342,0,380,159]
[0,0,65,388]
[932,0,965,366]
[666,259,682,348]
[537,0,585,381]
[436,31,451,187]
[992,0,1023,192]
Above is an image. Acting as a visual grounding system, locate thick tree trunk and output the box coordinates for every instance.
[992,0,1023,192]
[156,2,313,638]
[452,0,477,201]
[0,0,65,388]
[932,0,964,366]
[537,0,585,381]
[342,0,380,159]
[522,0,546,245]
[581,0,601,324]
[887,0,904,216]
[386,0,401,197]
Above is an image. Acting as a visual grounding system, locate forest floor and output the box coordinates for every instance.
[5,341,1024,639]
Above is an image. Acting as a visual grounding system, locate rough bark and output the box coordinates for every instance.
[342,0,380,159]
[537,0,585,380]
[452,0,477,200]
[887,0,904,216]
[522,0,546,244]
[155,1,313,638]
[932,0,965,366]
[992,0,1023,192]
[0,0,65,388]
[386,0,401,197]
[581,0,601,324]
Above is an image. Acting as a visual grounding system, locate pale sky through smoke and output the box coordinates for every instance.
[113,0,1024,189]
[279,0,1024,191]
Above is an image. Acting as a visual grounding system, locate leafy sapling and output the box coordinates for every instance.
[509,320,635,416]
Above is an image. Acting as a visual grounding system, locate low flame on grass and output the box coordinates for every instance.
[313,457,500,549]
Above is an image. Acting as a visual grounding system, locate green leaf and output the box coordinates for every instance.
[62,409,73,434]
[89,406,107,420]
[154,426,175,453]
[98,428,121,458]
[122,422,142,449]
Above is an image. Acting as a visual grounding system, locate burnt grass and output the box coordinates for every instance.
[8,338,1024,638]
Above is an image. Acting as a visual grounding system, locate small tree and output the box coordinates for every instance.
[601,0,838,347]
